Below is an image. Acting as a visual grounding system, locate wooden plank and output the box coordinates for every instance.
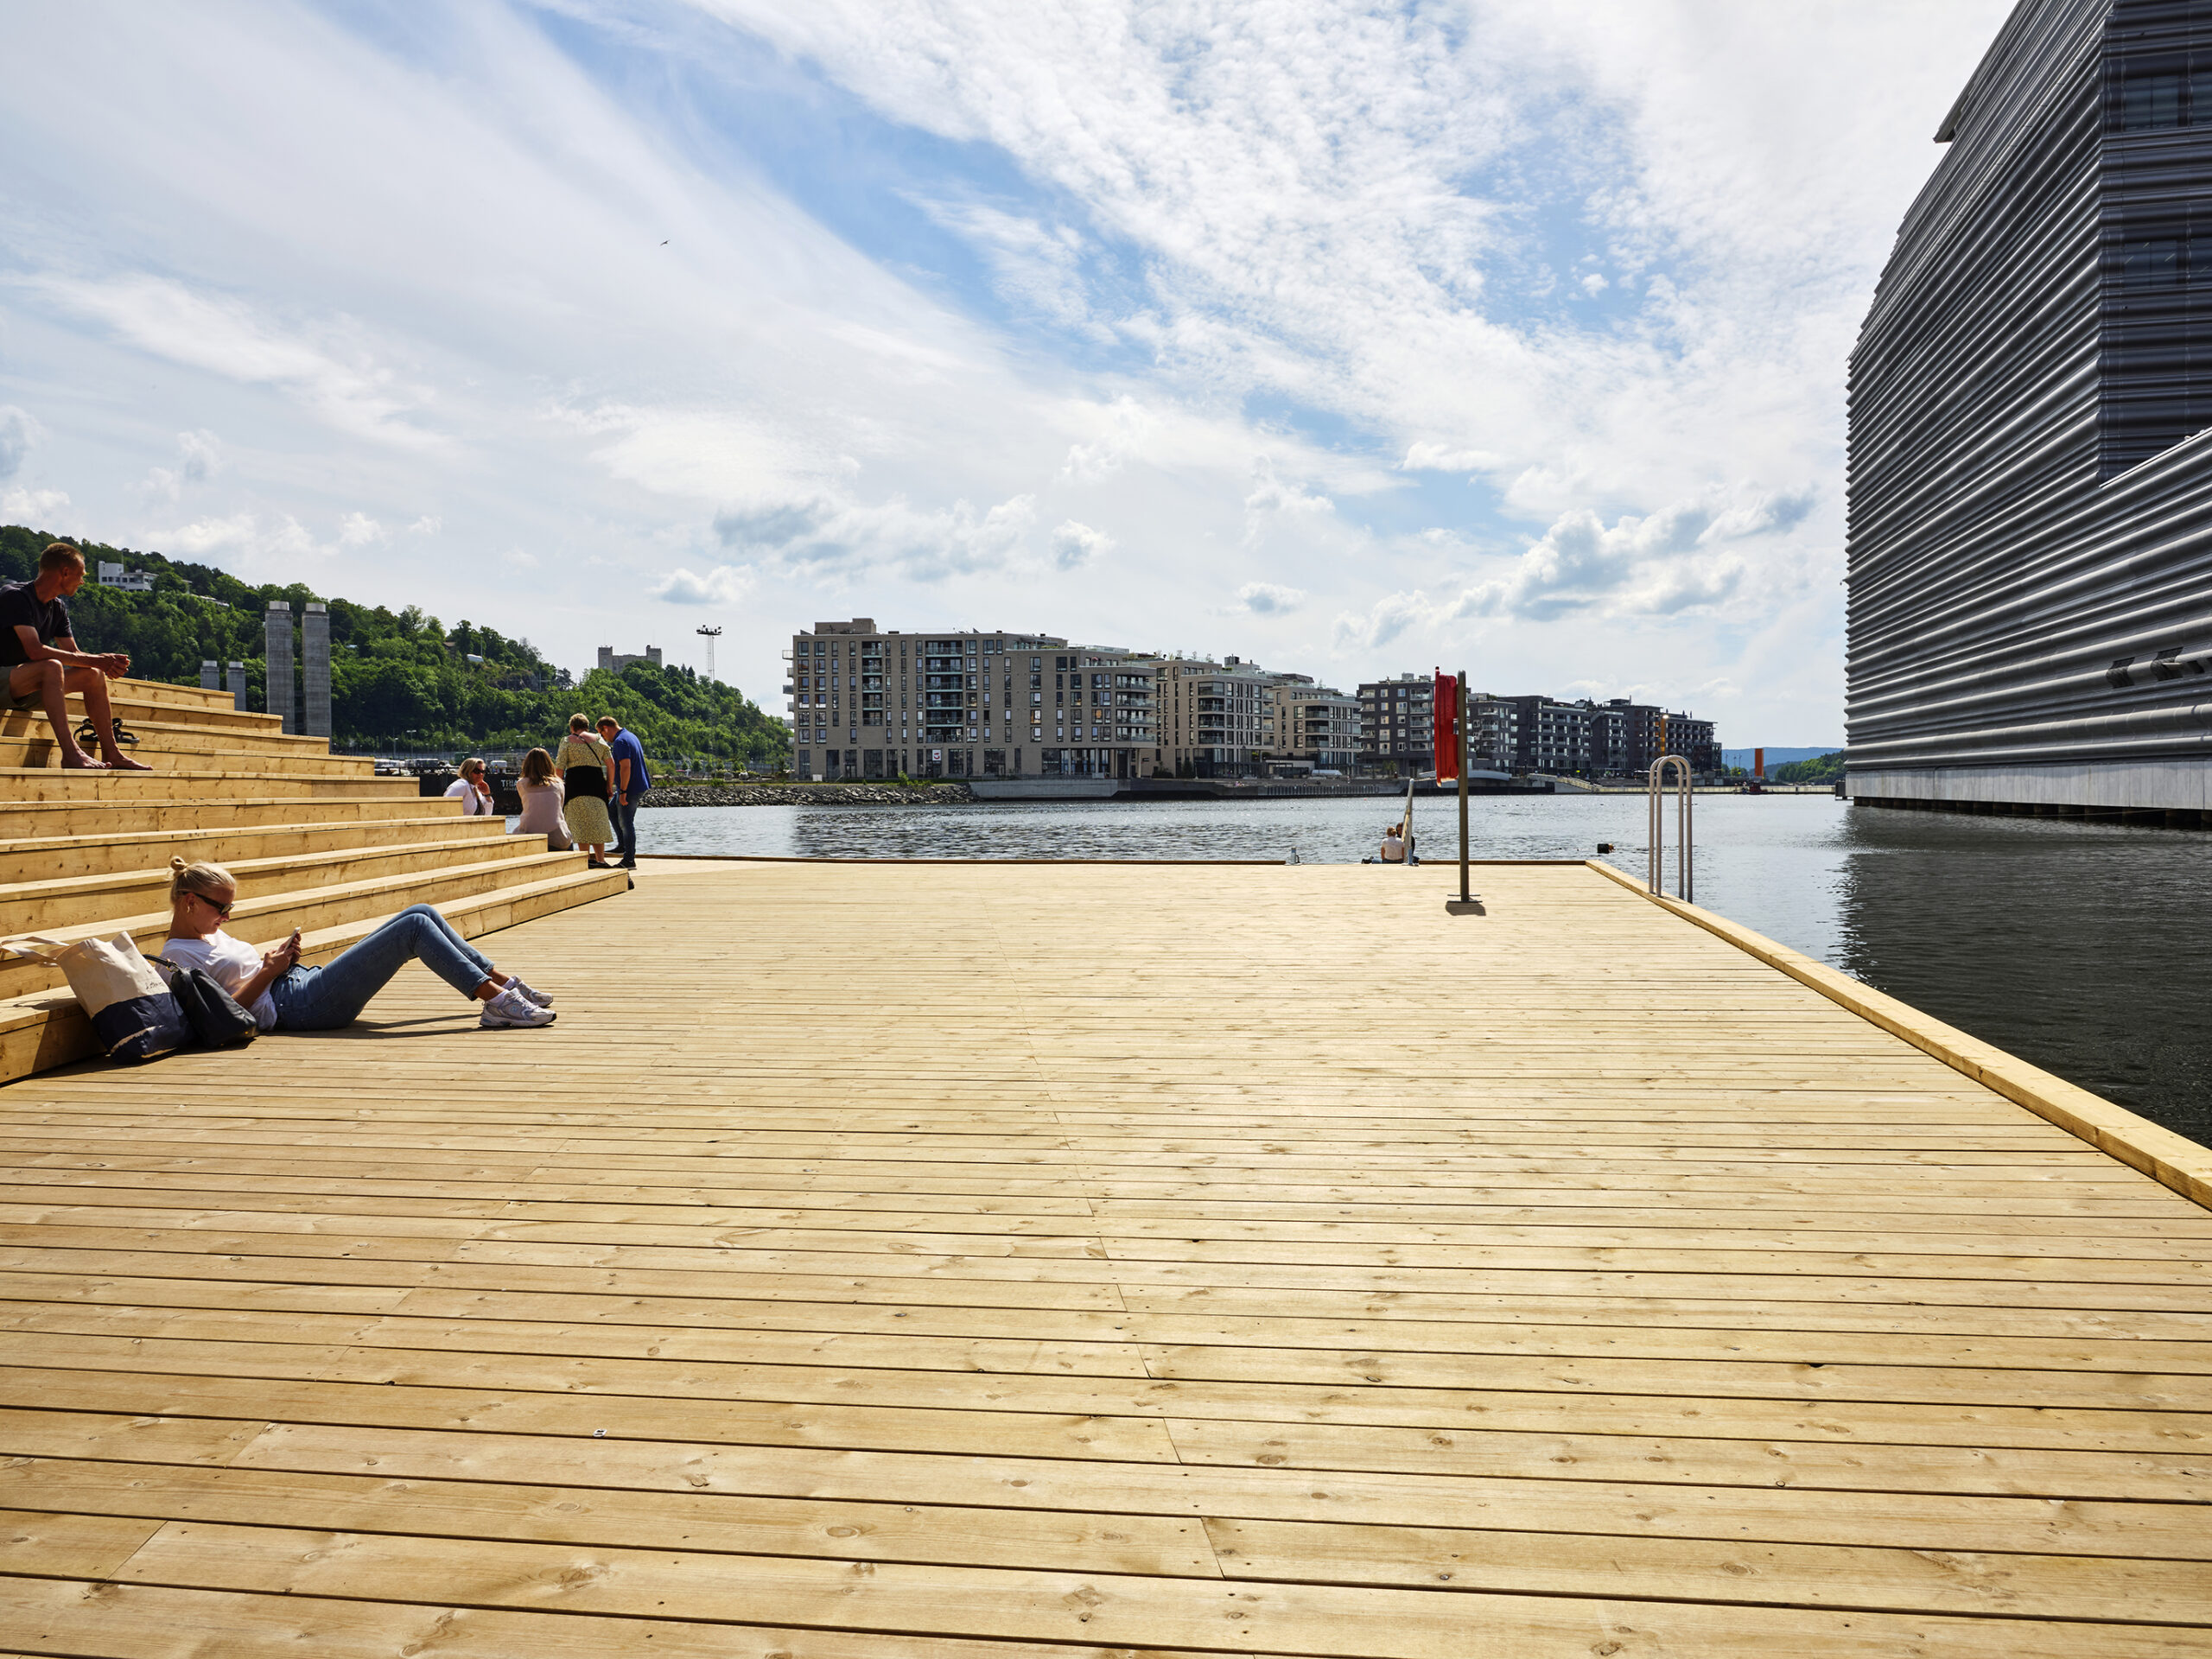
[0,858,2206,1655]
[0,1458,1222,1579]
[1204,1515,2212,1623]
[0,1578,1272,1659]
[101,1521,2212,1656]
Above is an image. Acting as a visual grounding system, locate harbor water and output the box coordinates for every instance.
[636,792,2212,1150]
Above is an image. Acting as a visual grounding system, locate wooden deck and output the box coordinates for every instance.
[0,857,2207,1656]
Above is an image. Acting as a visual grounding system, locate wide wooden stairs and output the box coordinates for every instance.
[0,677,627,1081]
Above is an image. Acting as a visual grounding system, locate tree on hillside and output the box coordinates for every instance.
[1770,751,1844,784]
[0,523,788,764]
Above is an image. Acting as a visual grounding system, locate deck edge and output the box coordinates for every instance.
[1582,857,2212,1210]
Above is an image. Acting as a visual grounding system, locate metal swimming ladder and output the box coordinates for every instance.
[1647,755,1693,903]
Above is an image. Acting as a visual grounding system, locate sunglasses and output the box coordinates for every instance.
[194,893,235,918]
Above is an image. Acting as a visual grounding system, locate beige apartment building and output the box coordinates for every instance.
[1151,655,1292,778]
[1269,681,1360,772]
[787,620,1156,779]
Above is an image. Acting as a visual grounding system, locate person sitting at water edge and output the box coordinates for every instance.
[2,542,153,772]
[159,857,556,1031]
[513,747,571,849]
[444,757,495,815]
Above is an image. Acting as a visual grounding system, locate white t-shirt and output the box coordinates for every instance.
[161,931,278,1031]
[445,778,493,815]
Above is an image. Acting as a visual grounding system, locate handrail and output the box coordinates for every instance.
[1648,755,1693,902]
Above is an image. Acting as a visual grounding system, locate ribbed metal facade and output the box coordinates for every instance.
[1846,0,2212,811]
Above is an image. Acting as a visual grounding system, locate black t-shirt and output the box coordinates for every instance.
[0,580,68,670]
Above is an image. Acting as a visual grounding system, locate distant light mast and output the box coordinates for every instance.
[696,625,723,683]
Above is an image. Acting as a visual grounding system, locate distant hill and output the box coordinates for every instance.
[1722,746,1839,770]
[1,524,788,766]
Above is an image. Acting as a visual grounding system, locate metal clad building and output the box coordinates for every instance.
[1847,0,2212,813]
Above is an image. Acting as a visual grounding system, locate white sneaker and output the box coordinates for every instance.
[480,985,556,1027]
[508,977,553,1007]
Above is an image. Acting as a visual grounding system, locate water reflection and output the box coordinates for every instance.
[1829,810,2212,1148]
[639,793,2211,1147]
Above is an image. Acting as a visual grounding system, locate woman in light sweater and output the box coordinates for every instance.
[159,857,556,1031]
[513,747,572,849]
[444,757,495,816]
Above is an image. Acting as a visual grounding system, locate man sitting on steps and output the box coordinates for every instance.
[2,542,151,772]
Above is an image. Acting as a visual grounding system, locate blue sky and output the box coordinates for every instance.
[0,0,2013,742]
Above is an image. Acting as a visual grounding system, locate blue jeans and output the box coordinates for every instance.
[268,905,494,1031]
[613,788,645,866]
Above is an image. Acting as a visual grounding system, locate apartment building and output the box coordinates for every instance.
[1658,712,1719,773]
[786,620,1156,779]
[1503,696,1593,775]
[1270,681,1361,772]
[1154,656,1281,777]
[1464,696,1519,772]
[1357,675,1435,773]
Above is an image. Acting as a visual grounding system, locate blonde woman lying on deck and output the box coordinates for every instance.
[159,858,556,1031]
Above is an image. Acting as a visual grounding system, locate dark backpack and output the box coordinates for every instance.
[163,964,259,1048]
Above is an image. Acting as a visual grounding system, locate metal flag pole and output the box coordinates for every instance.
[1446,670,1483,914]
[1457,672,1469,899]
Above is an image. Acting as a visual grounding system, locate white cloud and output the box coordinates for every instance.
[921,199,1092,330]
[1333,589,1441,652]
[502,548,539,569]
[653,563,754,605]
[1,486,70,524]
[713,490,1042,584]
[1400,442,1503,474]
[136,429,224,503]
[338,512,385,547]
[33,275,443,450]
[407,515,442,535]
[1237,581,1306,615]
[1048,519,1112,570]
[155,511,358,575]
[0,407,39,481]
[0,0,1998,746]
[1452,487,1817,621]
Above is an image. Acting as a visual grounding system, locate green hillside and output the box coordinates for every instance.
[1,525,787,765]
[1770,750,1844,784]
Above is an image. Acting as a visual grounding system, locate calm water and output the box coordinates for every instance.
[638,792,2212,1149]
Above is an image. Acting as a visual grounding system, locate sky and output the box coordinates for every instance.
[0,0,2014,743]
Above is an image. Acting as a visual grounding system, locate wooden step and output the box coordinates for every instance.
[0,864,627,1083]
[0,814,510,886]
[0,849,594,1002]
[0,795,461,842]
[5,683,287,737]
[16,676,287,730]
[85,692,285,735]
[0,769,416,805]
[115,676,240,710]
[1,834,552,932]
[0,715,369,773]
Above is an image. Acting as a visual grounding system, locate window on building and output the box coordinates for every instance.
[2125,235,2184,288]
[2121,68,2185,130]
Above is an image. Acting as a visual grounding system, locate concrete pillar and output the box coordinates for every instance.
[200,660,219,691]
[302,602,331,739]
[264,601,295,734]
[227,662,246,710]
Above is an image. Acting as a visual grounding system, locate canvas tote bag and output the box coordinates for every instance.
[3,932,193,1062]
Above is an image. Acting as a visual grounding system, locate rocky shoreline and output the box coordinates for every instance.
[642,784,976,807]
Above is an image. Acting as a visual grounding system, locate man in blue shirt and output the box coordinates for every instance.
[597,716,651,869]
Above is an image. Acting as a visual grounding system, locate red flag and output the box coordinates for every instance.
[1433,671,1459,780]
